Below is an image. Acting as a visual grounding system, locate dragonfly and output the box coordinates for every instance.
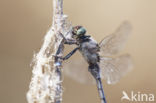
[57,21,133,103]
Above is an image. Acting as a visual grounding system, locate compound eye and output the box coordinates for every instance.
[77,27,86,36]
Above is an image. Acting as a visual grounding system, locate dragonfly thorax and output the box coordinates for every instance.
[79,37,100,64]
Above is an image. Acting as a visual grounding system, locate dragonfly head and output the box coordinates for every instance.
[72,26,86,38]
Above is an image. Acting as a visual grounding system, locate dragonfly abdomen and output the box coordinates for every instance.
[96,78,107,103]
[88,64,107,103]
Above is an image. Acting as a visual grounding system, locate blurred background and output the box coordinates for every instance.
[0,0,156,103]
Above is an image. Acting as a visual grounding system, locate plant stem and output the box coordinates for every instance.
[27,0,69,103]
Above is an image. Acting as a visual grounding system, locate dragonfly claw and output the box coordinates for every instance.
[52,54,63,60]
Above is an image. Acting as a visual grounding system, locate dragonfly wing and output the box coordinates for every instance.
[99,54,133,84]
[99,21,132,56]
[63,52,96,84]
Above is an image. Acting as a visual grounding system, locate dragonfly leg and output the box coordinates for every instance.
[62,47,79,60]
[59,32,78,45]
[64,39,78,45]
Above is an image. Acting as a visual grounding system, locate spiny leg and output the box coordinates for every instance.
[64,39,77,45]
[62,47,79,60]
[54,47,79,63]
[54,32,79,60]
[59,32,78,45]
[89,64,107,103]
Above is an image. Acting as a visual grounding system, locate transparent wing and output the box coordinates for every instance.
[99,54,133,84]
[99,21,132,56]
[63,51,95,84]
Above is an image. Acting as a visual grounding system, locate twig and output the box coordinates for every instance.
[27,0,70,103]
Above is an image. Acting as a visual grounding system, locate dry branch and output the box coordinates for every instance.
[27,0,71,103]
